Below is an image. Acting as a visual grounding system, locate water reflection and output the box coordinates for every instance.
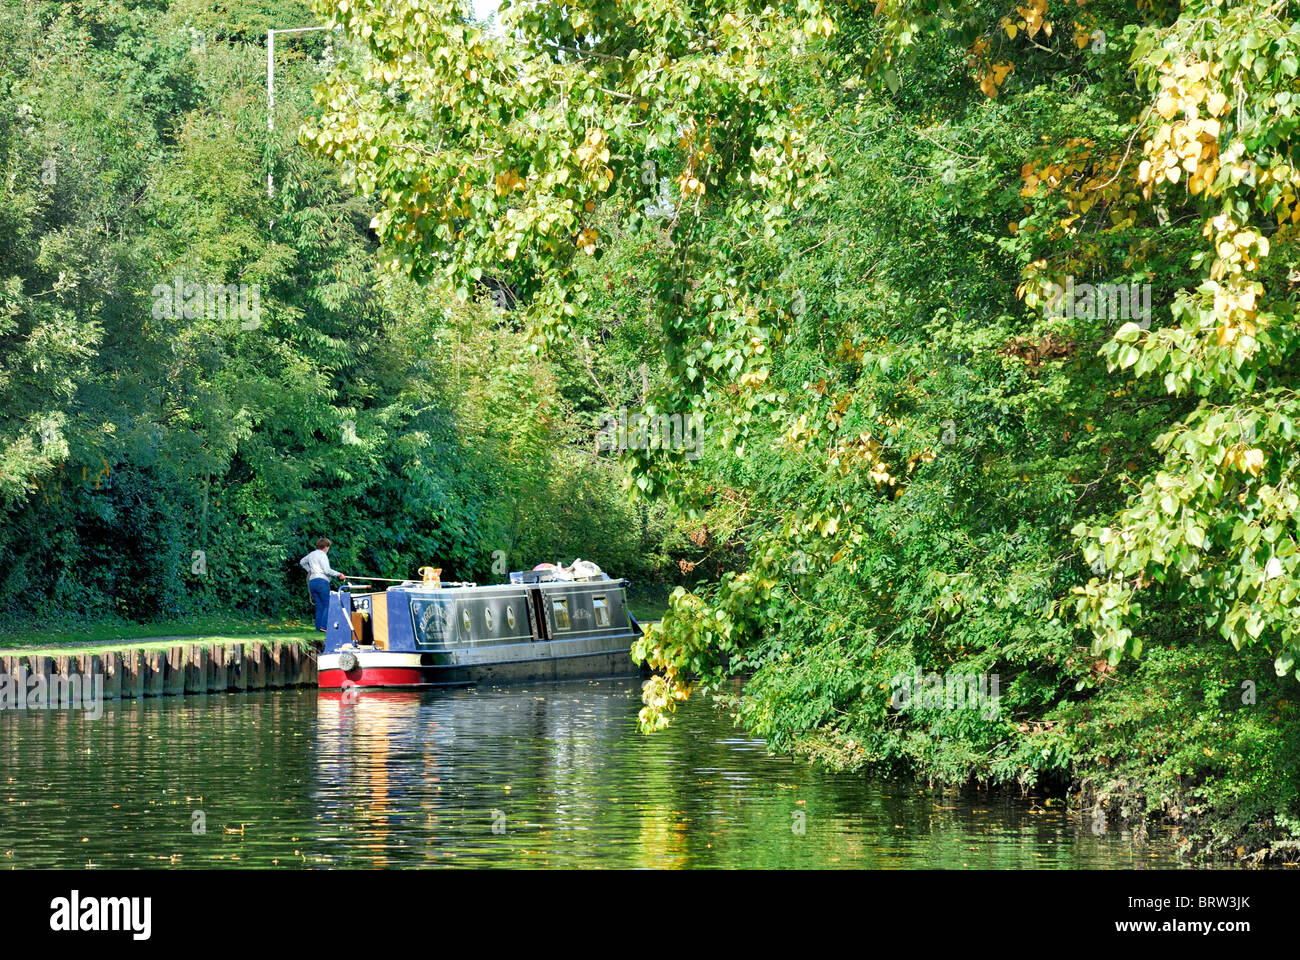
[0,680,1183,868]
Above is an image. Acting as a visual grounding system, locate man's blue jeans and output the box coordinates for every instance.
[310,577,331,632]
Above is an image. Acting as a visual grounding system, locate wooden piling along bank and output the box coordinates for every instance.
[0,641,317,701]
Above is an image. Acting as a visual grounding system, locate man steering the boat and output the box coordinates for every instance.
[299,537,347,632]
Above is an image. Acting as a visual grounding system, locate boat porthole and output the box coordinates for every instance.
[484,607,494,630]
[506,606,516,629]
[462,608,472,632]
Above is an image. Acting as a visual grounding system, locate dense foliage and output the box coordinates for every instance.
[0,0,683,625]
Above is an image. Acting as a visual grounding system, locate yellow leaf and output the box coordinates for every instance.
[1242,448,1265,477]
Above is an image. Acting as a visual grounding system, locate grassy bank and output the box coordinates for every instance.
[0,614,316,656]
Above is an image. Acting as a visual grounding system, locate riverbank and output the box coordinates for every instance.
[0,638,318,702]
[0,617,320,701]
[0,614,316,654]
[764,635,1300,867]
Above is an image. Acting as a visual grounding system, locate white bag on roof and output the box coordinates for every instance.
[569,558,603,580]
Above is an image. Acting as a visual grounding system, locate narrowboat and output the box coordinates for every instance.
[318,567,644,689]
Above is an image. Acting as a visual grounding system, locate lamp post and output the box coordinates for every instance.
[267,25,332,197]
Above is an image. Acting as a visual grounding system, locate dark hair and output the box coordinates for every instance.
[316,537,331,550]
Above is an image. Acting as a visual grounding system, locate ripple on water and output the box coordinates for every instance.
[0,680,1185,869]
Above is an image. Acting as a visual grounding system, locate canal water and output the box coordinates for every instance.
[0,678,1182,868]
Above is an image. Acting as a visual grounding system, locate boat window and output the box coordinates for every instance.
[593,596,610,627]
[484,606,495,630]
[552,598,570,630]
[506,606,516,629]
[462,608,472,633]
